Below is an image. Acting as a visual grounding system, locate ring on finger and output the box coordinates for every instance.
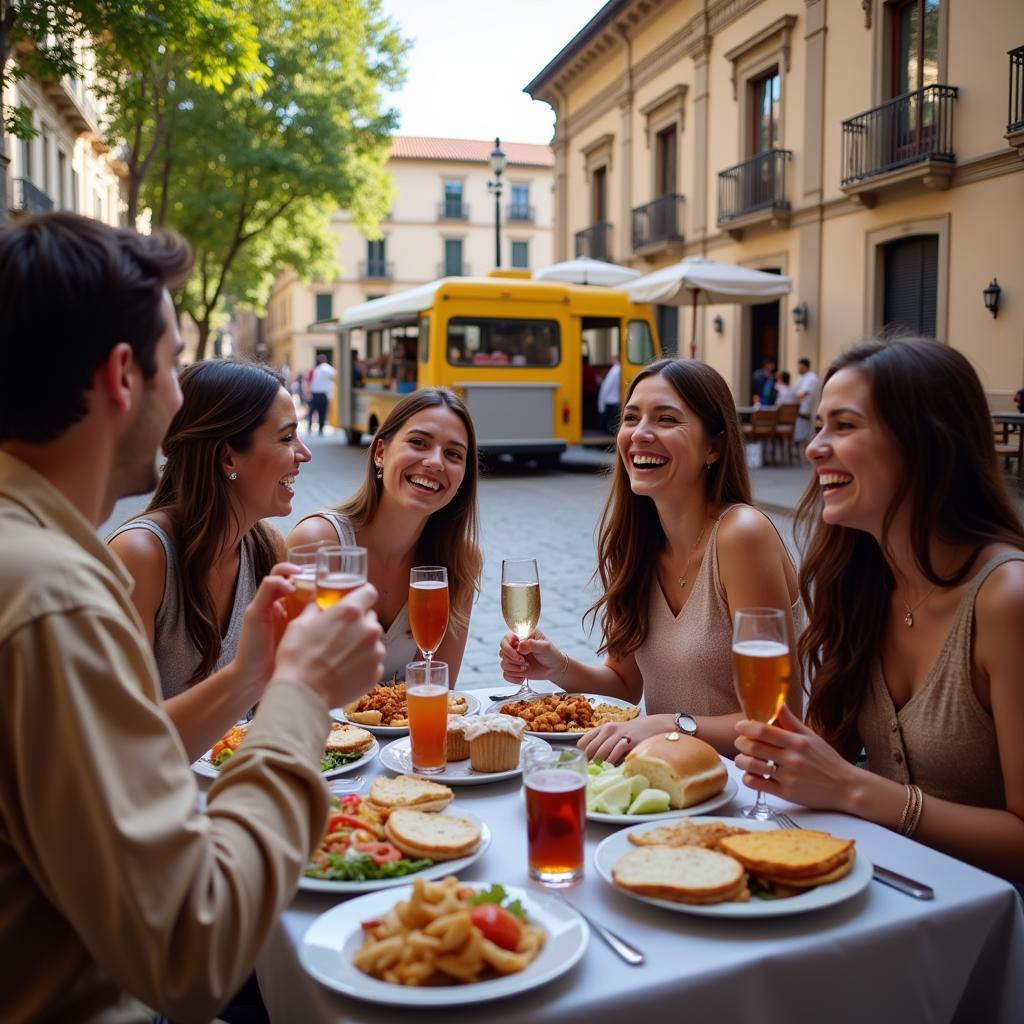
[765,758,778,778]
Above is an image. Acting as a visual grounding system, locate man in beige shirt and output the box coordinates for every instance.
[0,213,386,1022]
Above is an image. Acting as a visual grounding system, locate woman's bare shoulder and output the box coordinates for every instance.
[715,504,784,556]
[285,514,338,549]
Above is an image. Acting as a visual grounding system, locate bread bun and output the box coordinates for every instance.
[612,846,747,904]
[384,809,481,861]
[368,775,454,813]
[623,733,727,809]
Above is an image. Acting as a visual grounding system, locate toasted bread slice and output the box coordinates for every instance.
[753,850,856,889]
[627,820,749,850]
[368,774,454,813]
[325,721,374,754]
[719,830,855,879]
[384,809,481,861]
[612,846,747,903]
[345,708,384,726]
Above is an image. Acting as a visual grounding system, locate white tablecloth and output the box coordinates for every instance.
[256,687,1024,1024]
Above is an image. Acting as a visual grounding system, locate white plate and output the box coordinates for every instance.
[594,816,872,918]
[378,735,552,785]
[488,693,640,741]
[192,738,379,781]
[298,808,491,894]
[587,777,739,824]
[299,882,589,1006]
[333,690,481,737]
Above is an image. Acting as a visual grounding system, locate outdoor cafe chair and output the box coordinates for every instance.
[993,420,1024,487]
[742,408,778,465]
[772,403,800,464]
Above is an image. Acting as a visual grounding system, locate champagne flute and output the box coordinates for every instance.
[409,566,449,666]
[315,545,367,609]
[732,607,791,821]
[501,557,542,700]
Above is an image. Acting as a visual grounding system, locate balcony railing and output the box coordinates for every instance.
[632,193,685,250]
[438,199,469,220]
[1009,46,1024,134]
[574,222,611,261]
[11,177,54,214]
[437,260,469,277]
[717,150,791,223]
[841,84,958,188]
[506,203,534,222]
[358,259,393,279]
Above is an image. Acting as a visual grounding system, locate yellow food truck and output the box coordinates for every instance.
[333,275,659,465]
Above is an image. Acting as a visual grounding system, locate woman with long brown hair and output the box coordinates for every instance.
[109,360,312,759]
[735,339,1024,882]
[500,358,802,759]
[286,387,482,682]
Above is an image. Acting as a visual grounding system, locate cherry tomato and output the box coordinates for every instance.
[353,840,403,865]
[469,904,522,951]
[326,813,367,834]
[340,794,362,811]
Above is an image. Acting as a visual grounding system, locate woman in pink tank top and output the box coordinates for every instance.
[735,339,1024,883]
[499,359,802,760]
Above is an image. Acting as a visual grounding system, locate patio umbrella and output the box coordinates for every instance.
[627,257,792,359]
[534,257,642,287]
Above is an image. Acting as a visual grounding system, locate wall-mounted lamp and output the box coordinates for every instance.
[983,278,1001,318]
[792,302,809,331]
[712,314,724,335]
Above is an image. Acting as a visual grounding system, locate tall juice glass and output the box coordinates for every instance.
[409,566,449,663]
[315,545,367,610]
[523,747,587,885]
[281,541,329,621]
[406,660,449,774]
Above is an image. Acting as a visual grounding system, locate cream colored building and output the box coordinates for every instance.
[527,0,1024,407]
[265,136,554,373]
[3,41,125,224]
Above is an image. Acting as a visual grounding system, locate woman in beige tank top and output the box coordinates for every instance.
[735,340,1024,884]
[499,359,802,760]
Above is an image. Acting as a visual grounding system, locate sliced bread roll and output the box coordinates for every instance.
[384,809,481,861]
[612,846,747,904]
[623,733,727,809]
[368,774,454,813]
[752,851,856,889]
[325,721,374,754]
[718,830,855,879]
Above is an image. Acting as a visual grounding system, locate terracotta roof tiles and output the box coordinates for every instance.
[390,136,553,167]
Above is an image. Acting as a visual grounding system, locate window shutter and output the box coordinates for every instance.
[883,235,938,337]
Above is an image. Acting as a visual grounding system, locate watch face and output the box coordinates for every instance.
[675,713,697,735]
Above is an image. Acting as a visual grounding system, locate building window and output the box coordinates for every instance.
[20,136,32,181]
[591,165,607,224]
[510,241,529,268]
[882,235,938,337]
[750,68,781,155]
[655,125,677,195]
[443,238,464,276]
[71,169,80,212]
[366,238,387,277]
[315,293,334,322]
[40,128,50,195]
[442,180,465,219]
[892,0,939,98]
[57,151,68,208]
[509,183,530,220]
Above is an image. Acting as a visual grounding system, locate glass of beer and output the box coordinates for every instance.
[406,660,449,774]
[501,557,542,699]
[409,566,449,664]
[281,541,329,621]
[732,607,791,821]
[315,545,367,609]
[523,746,587,885]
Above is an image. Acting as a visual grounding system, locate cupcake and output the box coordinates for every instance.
[445,715,471,761]
[464,715,526,772]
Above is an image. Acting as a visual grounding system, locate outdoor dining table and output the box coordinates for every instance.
[736,404,777,423]
[252,684,1024,1024]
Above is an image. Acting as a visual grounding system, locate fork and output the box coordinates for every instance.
[553,894,644,966]
[775,812,934,899]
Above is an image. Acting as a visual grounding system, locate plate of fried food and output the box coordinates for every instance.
[595,817,871,917]
[300,775,490,894]
[491,692,639,740]
[192,721,378,780]
[337,677,480,736]
[298,875,588,1006]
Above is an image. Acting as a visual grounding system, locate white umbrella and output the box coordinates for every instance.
[628,257,792,359]
[534,257,642,287]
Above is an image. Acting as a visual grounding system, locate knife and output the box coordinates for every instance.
[872,863,934,900]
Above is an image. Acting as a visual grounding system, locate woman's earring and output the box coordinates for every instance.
[228,471,238,481]
[376,464,383,480]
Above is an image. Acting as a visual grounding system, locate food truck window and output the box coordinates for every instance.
[446,318,561,367]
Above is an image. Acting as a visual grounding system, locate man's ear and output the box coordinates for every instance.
[99,343,137,414]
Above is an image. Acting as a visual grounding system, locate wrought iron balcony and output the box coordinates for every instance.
[506,203,534,222]
[574,222,611,261]
[717,149,791,228]
[841,84,958,192]
[1009,46,1024,139]
[11,177,54,214]
[437,260,469,277]
[437,199,469,220]
[632,193,685,250]
[358,259,393,279]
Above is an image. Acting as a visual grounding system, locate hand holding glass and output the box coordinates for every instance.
[281,541,329,621]
[315,546,368,610]
[501,557,542,699]
[406,660,449,774]
[409,566,449,663]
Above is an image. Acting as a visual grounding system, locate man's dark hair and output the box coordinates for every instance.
[780,370,791,384]
[798,357,811,369]
[0,212,193,442]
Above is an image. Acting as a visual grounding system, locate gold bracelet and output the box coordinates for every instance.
[896,784,915,835]
[904,785,925,837]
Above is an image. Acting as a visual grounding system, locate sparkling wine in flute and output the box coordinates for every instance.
[501,582,541,640]
[732,639,790,724]
[315,573,364,610]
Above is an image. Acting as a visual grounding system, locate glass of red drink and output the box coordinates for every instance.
[406,660,449,775]
[523,746,587,885]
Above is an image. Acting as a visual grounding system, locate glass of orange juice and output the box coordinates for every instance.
[281,541,329,621]
[406,660,449,774]
[409,566,449,664]
[315,545,367,609]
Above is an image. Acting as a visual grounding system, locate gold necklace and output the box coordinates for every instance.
[677,519,709,588]
[900,584,937,628]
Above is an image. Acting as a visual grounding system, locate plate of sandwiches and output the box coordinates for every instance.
[336,681,480,737]
[490,692,640,740]
[595,817,871,917]
[192,721,378,781]
[586,734,739,823]
[299,776,491,894]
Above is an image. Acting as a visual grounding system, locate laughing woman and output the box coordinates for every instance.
[500,358,802,760]
[109,360,311,760]
[285,387,482,683]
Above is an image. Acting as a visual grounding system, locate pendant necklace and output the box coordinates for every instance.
[677,519,710,589]
[901,584,937,628]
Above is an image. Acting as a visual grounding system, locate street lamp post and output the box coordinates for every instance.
[488,137,507,268]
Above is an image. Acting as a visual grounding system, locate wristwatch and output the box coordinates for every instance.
[674,712,698,736]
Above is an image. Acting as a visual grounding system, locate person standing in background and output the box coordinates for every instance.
[597,355,621,435]
[795,357,821,444]
[775,370,799,406]
[307,353,335,435]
